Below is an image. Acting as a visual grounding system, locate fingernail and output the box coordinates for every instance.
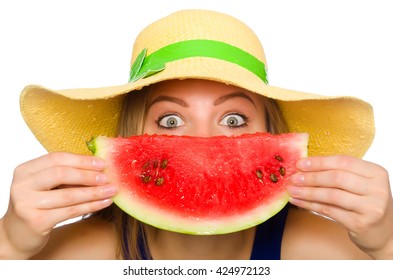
[100,198,113,206]
[291,173,305,184]
[288,197,302,206]
[92,158,106,169]
[287,185,302,196]
[297,158,311,170]
[96,173,108,183]
[103,185,118,195]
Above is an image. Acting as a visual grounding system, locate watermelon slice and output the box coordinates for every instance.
[88,132,308,234]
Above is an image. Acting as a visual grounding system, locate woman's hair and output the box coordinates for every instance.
[89,81,289,259]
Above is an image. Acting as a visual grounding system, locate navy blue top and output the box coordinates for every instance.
[250,204,289,260]
[126,204,289,260]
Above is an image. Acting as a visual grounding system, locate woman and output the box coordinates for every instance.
[1,9,392,259]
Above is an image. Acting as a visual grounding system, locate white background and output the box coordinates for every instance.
[0,259,391,279]
[0,0,392,218]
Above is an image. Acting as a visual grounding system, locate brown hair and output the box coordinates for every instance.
[89,82,289,259]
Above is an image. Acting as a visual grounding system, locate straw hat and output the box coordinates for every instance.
[20,9,374,158]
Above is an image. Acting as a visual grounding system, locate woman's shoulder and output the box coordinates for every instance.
[281,206,370,259]
[31,216,118,260]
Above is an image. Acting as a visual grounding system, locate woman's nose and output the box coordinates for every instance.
[186,123,223,137]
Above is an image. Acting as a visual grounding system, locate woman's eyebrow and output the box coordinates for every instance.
[214,92,256,108]
[149,96,189,108]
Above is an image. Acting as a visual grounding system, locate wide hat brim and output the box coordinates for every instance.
[19,10,374,158]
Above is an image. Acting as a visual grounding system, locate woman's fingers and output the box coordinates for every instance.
[296,155,381,178]
[15,152,106,177]
[290,169,370,196]
[287,184,366,213]
[287,155,392,243]
[48,198,114,222]
[16,198,114,235]
[21,165,110,191]
[2,152,113,258]
[34,185,118,210]
[9,152,114,231]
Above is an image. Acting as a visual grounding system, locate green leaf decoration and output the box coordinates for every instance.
[129,48,147,82]
[129,48,166,82]
[86,137,97,154]
[137,63,166,80]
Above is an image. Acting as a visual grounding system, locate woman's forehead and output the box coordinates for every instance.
[150,79,257,99]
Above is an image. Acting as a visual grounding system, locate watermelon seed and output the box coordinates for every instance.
[142,162,150,169]
[141,175,151,183]
[160,159,168,169]
[270,173,278,183]
[155,177,165,186]
[153,160,159,168]
[256,169,263,179]
[279,167,285,176]
[274,155,283,162]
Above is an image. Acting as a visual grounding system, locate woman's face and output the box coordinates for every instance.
[144,79,267,137]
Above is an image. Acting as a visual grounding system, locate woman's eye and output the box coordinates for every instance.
[220,113,247,128]
[157,114,185,129]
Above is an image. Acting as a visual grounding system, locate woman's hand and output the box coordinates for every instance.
[0,152,118,259]
[287,155,393,259]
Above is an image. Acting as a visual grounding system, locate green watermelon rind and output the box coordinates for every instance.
[113,186,289,235]
[91,133,308,235]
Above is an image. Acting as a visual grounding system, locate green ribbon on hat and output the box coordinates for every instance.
[129,39,268,84]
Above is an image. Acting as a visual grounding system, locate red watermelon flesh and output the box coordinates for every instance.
[88,132,308,234]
